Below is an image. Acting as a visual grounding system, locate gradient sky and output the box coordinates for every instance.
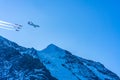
[0,0,120,76]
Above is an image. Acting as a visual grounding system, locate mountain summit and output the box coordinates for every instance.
[0,36,120,80]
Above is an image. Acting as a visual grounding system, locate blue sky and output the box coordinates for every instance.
[0,0,120,76]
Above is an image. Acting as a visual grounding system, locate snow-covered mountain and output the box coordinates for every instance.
[0,36,120,80]
[0,36,57,80]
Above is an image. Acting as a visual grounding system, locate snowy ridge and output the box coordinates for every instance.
[0,36,57,80]
[38,44,120,80]
[0,36,120,80]
[0,36,38,58]
[0,36,24,49]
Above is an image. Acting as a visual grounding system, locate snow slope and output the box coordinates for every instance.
[38,44,120,80]
[0,36,120,80]
[0,36,57,80]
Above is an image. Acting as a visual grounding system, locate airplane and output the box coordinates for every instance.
[15,29,20,31]
[0,20,22,31]
[15,24,22,27]
[12,24,22,31]
[14,24,22,29]
[28,21,40,28]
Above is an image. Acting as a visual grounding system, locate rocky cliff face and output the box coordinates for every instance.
[0,36,57,80]
[0,36,120,80]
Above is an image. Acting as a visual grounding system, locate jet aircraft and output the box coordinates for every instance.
[28,21,40,28]
[0,20,22,31]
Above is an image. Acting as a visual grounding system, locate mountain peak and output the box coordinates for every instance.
[0,36,120,80]
[47,44,59,49]
[43,44,63,52]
